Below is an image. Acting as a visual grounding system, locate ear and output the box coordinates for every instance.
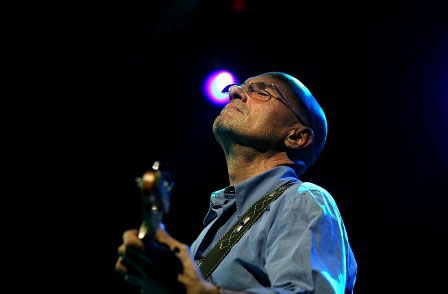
[284,127,314,150]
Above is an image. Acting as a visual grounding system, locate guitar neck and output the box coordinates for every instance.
[136,162,174,242]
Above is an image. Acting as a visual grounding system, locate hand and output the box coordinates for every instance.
[115,225,220,294]
[116,229,179,294]
[155,227,220,294]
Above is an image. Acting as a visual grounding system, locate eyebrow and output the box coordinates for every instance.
[243,80,274,89]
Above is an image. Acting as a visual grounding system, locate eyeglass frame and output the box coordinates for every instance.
[222,82,308,127]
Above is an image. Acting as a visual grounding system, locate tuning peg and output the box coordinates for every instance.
[152,161,161,171]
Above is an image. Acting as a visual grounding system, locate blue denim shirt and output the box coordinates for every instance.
[190,166,357,294]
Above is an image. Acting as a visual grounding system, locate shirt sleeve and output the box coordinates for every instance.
[245,188,352,294]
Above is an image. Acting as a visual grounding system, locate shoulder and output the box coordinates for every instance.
[281,181,343,223]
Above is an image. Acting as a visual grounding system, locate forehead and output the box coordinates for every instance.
[244,75,277,85]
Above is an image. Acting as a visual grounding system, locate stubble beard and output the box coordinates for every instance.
[212,114,241,148]
[212,113,270,152]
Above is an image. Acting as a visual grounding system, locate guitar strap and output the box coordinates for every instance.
[197,180,297,279]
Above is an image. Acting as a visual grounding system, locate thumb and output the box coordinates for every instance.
[155,224,183,251]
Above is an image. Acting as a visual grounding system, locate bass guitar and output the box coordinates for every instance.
[132,161,185,294]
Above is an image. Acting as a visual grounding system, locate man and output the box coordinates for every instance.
[116,72,357,293]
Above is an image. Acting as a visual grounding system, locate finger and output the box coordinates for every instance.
[123,229,138,242]
[115,256,127,274]
[118,244,144,257]
[118,244,126,256]
[155,228,194,269]
[123,230,144,250]
[116,255,146,277]
[124,274,144,287]
[125,247,156,270]
[155,227,183,251]
[174,245,197,270]
[121,253,149,280]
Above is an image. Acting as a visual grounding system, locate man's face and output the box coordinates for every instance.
[213,75,299,150]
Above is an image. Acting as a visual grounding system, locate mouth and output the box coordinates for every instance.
[224,103,243,113]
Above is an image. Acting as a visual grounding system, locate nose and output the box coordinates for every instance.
[228,85,247,102]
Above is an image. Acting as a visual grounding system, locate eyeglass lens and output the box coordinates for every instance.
[222,83,272,101]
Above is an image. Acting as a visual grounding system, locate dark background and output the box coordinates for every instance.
[11,0,447,293]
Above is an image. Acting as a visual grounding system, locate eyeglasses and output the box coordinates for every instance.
[222,82,307,126]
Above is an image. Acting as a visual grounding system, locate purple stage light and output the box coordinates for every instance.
[204,70,238,106]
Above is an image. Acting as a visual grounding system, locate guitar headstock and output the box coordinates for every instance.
[135,161,175,241]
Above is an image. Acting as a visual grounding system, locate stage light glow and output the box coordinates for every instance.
[204,70,237,106]
[232,0,246,13]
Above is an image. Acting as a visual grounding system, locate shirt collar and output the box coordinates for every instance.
[210,165,300,218]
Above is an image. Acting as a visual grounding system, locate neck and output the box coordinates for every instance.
[223,143,294,186]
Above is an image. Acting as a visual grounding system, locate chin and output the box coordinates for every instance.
[212,115,226,136]
[213,116,240,140]
[213,112,231,130]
